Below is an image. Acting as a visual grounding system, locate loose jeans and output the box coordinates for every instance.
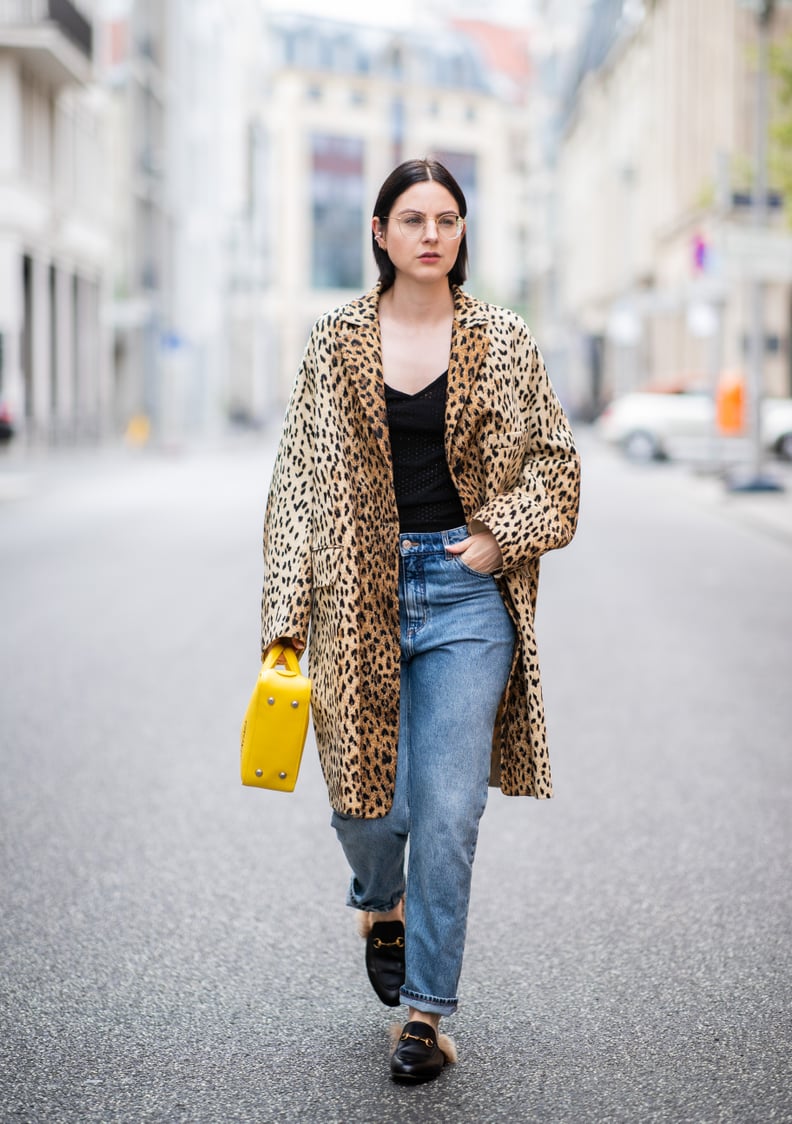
[332,527,516,1016]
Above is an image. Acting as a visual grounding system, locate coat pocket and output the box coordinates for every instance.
[481,430,530,491]
[311,546,341,588]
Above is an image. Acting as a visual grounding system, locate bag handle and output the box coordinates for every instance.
[263,642,302,675]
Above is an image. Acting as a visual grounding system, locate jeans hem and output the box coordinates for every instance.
[344,885,405,913]
[400,987,458,1017]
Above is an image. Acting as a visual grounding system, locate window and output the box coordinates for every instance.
[311,135,364,289]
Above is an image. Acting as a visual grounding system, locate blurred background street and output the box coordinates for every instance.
[3,0,792,456]
[3,0,792,1120]
[0,429,790,1122]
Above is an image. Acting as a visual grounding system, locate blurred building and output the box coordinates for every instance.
[1,4,551,444]
[556,0,792,419]
[98,0,169,442]
[229,10,538,418]
[0,0,114,443]
[99,0,264,445]
[0,4,566,444]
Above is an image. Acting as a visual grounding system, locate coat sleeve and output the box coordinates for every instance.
[473,322,580,573]
[261,336,316,654]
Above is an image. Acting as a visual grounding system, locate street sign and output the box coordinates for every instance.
[721,224,792,282]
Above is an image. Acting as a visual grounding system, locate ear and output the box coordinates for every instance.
[372,217,386,247]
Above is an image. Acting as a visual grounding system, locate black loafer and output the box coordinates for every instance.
[390,1020,446,1083]
[364,919,405,1007]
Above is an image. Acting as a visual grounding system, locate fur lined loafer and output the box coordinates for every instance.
[390,1020,448,1083]
[364,919,405,1007]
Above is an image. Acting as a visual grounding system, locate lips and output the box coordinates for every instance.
[419,253,441,261]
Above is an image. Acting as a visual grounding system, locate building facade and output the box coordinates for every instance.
[556,0,792,419]
[0,0,113,444]
[100,0,169,441]
[0,6,558,444]
[101,0,268,445]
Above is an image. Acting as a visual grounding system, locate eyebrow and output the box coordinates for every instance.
[396,209,459,218]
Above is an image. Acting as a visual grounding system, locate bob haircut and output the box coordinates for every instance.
[372,158,468,293]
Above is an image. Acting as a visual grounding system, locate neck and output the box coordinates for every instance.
[381,278,454,324]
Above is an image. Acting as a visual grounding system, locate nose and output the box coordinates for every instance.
[422,219,440,241]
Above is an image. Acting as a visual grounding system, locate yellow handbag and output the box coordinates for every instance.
[240,643,311,792]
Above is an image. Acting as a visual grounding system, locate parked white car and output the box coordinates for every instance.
[595,391,792,462]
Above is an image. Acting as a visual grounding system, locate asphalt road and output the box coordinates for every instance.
[1,431,790,1124]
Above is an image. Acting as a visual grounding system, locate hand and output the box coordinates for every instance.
[264,637,306,661]
[445,528,503,574]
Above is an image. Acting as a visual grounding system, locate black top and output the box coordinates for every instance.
[384,370,467,533]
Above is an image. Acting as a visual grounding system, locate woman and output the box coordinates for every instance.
[261,158,580,1083]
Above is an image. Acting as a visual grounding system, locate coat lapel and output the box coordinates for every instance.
[445,291,490,462]
[338,288,392,467]
[336,286,490,470]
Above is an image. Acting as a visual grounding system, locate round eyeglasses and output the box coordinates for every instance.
[388,212,465,240]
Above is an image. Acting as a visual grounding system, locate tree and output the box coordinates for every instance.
[769,31,792,223]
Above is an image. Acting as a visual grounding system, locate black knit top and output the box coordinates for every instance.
[384,370,467,533]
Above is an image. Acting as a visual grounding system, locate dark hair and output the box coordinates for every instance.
[372,158,468,292]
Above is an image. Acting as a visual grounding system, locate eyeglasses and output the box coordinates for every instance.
[387,211,465,240]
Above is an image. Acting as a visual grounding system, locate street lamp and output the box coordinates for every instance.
[731,0,786,490]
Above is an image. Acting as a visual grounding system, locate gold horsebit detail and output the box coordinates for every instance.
[372,936,405,950]
[400,1031,435,1048]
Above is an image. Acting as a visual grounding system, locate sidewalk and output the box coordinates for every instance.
[679,460,792,547]
[0,428,276,506]
[0,437,131,501]
[578,427,792,548]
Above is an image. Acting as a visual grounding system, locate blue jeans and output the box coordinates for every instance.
[331,526,516,1016]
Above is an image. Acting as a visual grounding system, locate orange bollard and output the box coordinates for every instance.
[716,374,745,435]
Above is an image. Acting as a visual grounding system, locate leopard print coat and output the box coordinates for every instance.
[261,284,580,818]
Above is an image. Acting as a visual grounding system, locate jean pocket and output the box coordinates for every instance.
[449,553,494,580]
